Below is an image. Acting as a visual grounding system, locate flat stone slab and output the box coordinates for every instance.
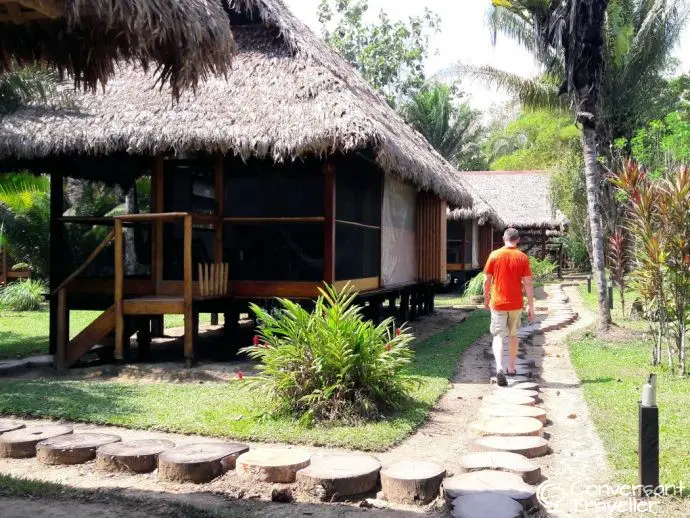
[443,470,536,505]
[37,433,121,465]
[236,448,311,483]
[0,420,24,434]
[451,493,523,518]
[456,451,541,484]
[471,417,543,437]
[0,425,73,458]
[474,435,549,458]
[97,439,175,473]
[511,381,540,391]
[482,393,536,406]
[159,442,249,483]
[380,460,446,505]
[493,388,540,399]
[480,404,547,425]
[296,453,380,499]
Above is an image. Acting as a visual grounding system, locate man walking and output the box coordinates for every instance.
[483,228,535,387]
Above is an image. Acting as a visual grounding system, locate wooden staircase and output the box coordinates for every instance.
[58,305,116,368]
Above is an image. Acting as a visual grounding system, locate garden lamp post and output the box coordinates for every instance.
[639,374,659,496]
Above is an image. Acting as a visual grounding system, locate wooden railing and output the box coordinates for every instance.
[52,230,115,296]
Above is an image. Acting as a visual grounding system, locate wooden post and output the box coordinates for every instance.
[152,157,164,294]
[323,163,336,285]
[183,214,194,366]
[56,288,68,368]
[541,228,547,259]
[49,172,64,355]
[114,218,125,361]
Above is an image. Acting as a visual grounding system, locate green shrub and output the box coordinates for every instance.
[240,284,418,424]
[529,257,558,282]
[464,272,485,296]
[0,279,47,311]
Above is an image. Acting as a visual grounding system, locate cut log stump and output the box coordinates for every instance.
[37,433,121,465]
[443,470,536,506]
[0,425,73,459]
[236,448,311,483]
[480,404,547,425]
[0,420,24,434]
[456,451,541,484]
[473,435,549,458]
[451,493,523,518]
[490,375,532,387]
[96,439,175,473]
[296,453,381,499]
[158,443,249,483]
[493,388,540,400]
[470,417,544,437]
[380,460,446,505]
[510,381,540,391]
[482,393,535,406]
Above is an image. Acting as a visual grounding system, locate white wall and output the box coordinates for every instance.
[381,176,417,287]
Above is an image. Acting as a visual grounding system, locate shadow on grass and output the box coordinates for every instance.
[0,379,138,424]
[580,377,616,384]
[0,330,47,359]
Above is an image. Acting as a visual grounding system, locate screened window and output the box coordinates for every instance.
[164,156,216,215]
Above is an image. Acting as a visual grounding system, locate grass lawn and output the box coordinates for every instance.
[0,310,488,451]
[0,309,218,360]
[570,284,689,493]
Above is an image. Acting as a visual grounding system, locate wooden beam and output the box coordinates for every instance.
[48,172,63,355]
[114,219,124,361]
[55,288,67,368]
[152,157,164,294]
[16,0,62,18]
[183,215,194,364]
[52,230,114,295]
[323,163,336,284]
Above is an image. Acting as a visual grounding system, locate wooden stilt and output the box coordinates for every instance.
[56,288,68,368]
[49,172,64,356]
[114,219,125,361]
[183,215,194,366]
[137,317,152,361]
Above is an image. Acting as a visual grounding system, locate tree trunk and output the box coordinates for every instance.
[582,126,611,329]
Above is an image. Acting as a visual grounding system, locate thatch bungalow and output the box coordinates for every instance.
[0,0,235,94]
[0,0,471,368]
[447,170,568,284]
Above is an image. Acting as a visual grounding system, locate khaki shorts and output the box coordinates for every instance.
[490,309,522,337]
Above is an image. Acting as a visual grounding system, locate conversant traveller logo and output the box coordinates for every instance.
[536,480,685,514]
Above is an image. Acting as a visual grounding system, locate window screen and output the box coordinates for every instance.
[335,223,379,280]
[335,163,381,226]
[162,222,216,280]
[164,157,216,215]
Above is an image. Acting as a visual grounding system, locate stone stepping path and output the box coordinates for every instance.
[37,433,121,465]
[456,451,541,484]
[470,417,543,437]
[0,420,24,434]
[0,424,73,459]
[474,431,549,459]
[490,375,532,386]
[511,381,540,391]
[159,443,249,483]
[97,439,175,473]
[380,460,446,505]
[482,393,535,406]
[451,493,523,518]
[492,387,540,399]
[442,470,536,505]
[480,404,547,425]
[236,448,311,483]
[296,453,380,499]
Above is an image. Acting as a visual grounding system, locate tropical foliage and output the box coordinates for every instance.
[240,284,418,424]
[0,65,66,114]
[317,0,440,106]
[402,83,487,170]
[0,278,47,311]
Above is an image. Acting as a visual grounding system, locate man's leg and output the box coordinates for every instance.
[506,310,521,374]
[490,311,508,374]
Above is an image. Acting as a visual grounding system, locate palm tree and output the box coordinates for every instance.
[402,83,488,170]
[0,65,64,114]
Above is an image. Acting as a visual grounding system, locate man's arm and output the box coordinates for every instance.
[483,273,493,310]
[523,275,535,320]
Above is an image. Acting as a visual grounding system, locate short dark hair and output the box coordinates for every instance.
[503,228,520,242]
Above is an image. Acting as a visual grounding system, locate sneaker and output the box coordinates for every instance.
[496,370,507,387]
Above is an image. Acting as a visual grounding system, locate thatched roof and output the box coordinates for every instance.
[447,177,504,228]
[448,171,568,230]
[0,0,471,206]
[0,0,235,95]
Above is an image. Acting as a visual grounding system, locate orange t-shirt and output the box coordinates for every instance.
[484,246,532,311]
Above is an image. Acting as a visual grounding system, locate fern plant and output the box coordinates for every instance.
[240,284,418,424]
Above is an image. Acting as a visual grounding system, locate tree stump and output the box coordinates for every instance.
[480,404,547,425]
[443,470,535,506]
[96,439,175,473]
[451,493,523,518]
[510,381,540,391]
[456,451,541,484]
[470,417,544,437]
[0,425,73,458]
[380,460,446,505]
[482,393,535,406]
[0,420,24,434]
[37,433,121,465]
[493,388,540,399]
[296,454,381,499]
[236,448,311,483]
[473,435,549,458]
[158,443,249,483]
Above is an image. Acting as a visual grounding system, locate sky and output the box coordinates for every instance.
[285,0,690,111]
